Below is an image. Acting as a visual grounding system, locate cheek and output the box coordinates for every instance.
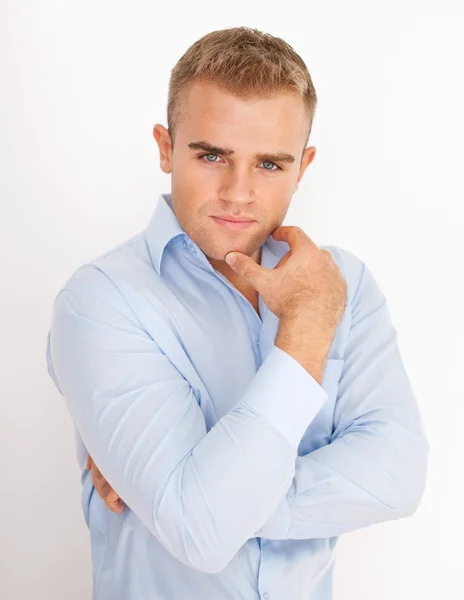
[182,164,218,197]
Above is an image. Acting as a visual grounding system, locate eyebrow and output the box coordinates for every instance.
[188,140,296,164]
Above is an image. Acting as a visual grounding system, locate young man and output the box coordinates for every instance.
[46,26,429,600]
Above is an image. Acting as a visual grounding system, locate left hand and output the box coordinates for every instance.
[86,454,124,513]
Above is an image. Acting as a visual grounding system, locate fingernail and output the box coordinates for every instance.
[225,253,236,266]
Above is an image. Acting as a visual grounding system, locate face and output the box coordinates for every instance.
[153,81,316,280]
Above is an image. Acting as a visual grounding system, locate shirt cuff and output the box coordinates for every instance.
[239,344,328,451]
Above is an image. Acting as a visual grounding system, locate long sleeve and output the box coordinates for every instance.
[46,266,328,574]
[255,257,430,540]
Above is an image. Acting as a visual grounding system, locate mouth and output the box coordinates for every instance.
[210,216,256,231]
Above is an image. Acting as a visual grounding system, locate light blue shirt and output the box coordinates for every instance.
[46,192,429,600]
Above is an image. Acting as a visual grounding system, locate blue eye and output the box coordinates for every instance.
[262,161,279,171]
[199,153,220,163]
[197,153,281,171]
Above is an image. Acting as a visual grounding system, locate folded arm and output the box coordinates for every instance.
[255,254,429,540]
[47,265,329,574]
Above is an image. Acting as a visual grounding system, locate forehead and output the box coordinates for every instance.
[178,81,308,147]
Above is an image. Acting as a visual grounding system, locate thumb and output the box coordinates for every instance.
[225,252,266,288]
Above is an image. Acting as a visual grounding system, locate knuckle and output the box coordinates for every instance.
[106,500,119,513]
[322,249,333,263]
[100,481,112,499]
[106,488,119,501]
[241,264,252,278]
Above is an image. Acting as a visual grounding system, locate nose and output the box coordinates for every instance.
[218,164,256,208]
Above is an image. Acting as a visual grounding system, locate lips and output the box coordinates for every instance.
[213,216,254,222]
[210,216,255,231]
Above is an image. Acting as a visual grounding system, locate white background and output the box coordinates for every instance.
[1,1,463,598]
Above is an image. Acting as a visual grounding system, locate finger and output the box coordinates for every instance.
[272,226,316,251]
[91,466,120,500]
[224,252,270,288]
[321,248,333,261]
[105,487,120,502]
[98,479,117,500]
[273,251,292,270]
[91,465,106,492]
[88,461,124,514]
[92,468,113,499]
[106,498,124,514]
[92,464,103,482]
[86,454,93,470]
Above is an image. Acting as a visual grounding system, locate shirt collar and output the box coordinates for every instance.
[144,192,289,276]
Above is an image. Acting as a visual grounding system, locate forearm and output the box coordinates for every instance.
[48,284,329,575]
[255,253,431,541]
[154,344,328,573]
[255,423,429,540]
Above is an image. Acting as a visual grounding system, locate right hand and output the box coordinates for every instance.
[225,226,347,333]
[86,454,124,514]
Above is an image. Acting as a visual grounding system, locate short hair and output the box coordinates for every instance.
[167,26,318,157]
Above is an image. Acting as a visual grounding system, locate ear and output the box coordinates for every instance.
[295,146,316,188]
[153,124,173,174]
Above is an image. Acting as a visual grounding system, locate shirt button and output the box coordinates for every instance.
[263,594,269,599]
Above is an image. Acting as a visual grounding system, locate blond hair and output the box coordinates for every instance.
[167,27,317,157]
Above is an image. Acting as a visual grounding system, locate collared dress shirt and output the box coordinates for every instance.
[46,192,429,600]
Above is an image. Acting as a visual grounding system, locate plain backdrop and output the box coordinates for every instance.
[1,1,463,599]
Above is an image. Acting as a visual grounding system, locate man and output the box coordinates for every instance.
[46,26,429,600]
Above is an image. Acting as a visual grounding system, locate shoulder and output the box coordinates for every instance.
[321,244,387,332]
[53,232,154,317]
[55,231,157,291]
